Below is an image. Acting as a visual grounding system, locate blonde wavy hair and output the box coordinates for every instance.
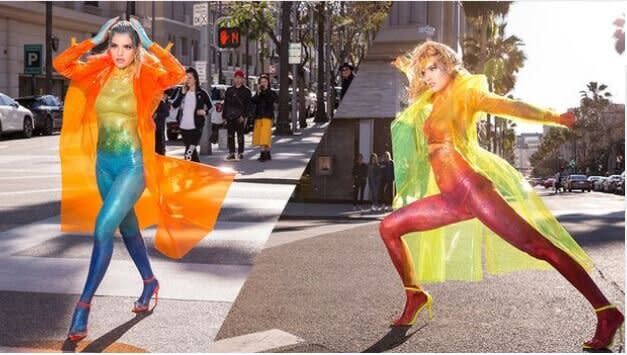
[393,41,465,101]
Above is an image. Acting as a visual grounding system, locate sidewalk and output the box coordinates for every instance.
[168,118,328,184]
[281,202,388,220]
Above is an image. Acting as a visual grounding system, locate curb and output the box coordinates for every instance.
[207,329,305,353]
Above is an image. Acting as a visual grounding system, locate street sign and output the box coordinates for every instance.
[194,61,207,84]
[289,42,301,64]
[193,3,208,27]
[217,27,240,49]
[24,44,42,75]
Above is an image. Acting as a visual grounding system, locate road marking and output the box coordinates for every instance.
[0,175,59,180]
[0,188,61,196]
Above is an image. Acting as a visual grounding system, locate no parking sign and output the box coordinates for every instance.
[24,44,42,75]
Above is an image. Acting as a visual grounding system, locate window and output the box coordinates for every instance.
[83,1,99,7]
[0,94,9,106]
[181,37,188,56]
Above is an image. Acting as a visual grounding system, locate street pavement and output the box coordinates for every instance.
[0,118,327,352]
[216,187,626,353]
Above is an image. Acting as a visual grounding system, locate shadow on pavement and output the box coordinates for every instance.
[361,325,422,353]
[0,200,60,233]
[75,312,152,353]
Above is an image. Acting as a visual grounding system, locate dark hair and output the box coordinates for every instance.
[186,67,200,88]
[258,73,270,84]
[109,20,140,48]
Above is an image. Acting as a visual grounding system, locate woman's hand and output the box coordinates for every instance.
[559,111,576,129]
[196,109,206,116]
[129,17,154,49]
[91,16,119,45]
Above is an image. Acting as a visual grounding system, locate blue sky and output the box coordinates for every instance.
[503,1,624,134]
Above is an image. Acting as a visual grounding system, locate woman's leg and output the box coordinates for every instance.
[465,178,623,346]
[379,194,473,324]
[119,209,158,306]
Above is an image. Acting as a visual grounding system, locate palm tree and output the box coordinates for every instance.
[462,2,512,152]
[578,82,613,172]
[462,2,526,156]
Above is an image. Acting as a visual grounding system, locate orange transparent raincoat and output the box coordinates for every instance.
[53,39,234,259]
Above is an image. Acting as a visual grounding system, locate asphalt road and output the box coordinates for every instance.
[217,188,625,353]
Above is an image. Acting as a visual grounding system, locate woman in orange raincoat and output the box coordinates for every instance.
[53,17,233,342]
[380,41,623,350]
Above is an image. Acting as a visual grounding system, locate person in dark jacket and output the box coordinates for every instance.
[223,69,252,161]
[171,67,212,162]
[352,154,368,209]
[340,62,355,100]
[251,74,277,162]
[379,151,395,211]
[367,152,382,211]
[154,91,170,155]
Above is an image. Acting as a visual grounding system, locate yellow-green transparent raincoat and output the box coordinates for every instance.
[391,72,593,284]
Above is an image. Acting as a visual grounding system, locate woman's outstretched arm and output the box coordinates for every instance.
[470,89,575,128]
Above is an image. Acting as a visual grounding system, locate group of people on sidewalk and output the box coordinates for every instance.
[352,152,395,211]
[153,69,278,163]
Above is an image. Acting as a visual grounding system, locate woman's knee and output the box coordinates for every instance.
[379,215,401,242]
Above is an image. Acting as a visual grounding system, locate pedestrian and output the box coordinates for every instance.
[554,170,561,194]
[54,17,233,342]
[223,69,252,161]
[367,152,382,211]
[379,151,395,211]
[339,62,355,100]
[380,40,622,350]
[251,73,277,162]
[171,67,212,162]
[210,101,224,144]
[352,153,368,210]
[154,90,170,155]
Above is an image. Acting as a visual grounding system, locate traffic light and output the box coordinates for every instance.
[217,27,241,49]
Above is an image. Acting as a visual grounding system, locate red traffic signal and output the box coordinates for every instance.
[217,27,240,49]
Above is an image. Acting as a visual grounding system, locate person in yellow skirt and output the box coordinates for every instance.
[252,74,278,162]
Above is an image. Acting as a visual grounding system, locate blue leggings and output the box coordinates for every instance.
[78,150,154,304]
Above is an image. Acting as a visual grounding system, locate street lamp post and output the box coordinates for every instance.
[45,2,52,95]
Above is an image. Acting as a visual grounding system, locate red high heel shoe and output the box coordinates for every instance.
[67,301,90,342]
[582,304,625,350]
[132,276,159,313]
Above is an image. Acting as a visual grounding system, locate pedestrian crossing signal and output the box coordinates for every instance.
[217,27,240,49]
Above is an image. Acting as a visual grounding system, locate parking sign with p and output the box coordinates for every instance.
[24,44,42,75]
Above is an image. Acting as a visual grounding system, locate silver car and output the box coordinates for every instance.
[0,92,34,138]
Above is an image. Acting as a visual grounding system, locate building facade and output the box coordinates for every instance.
[0,1,263,99]
[514,133,543,176]
[301,1,464,202]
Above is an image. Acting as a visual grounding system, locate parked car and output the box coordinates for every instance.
[528,177,543,186]
[593,176,608,191]
[165,84,229,141]
[587,176,603,189]
[564,174,591,192]
[602,175,623,193]
[0,92,34,138]
[16,95,63,136]
[543,177,556,189]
